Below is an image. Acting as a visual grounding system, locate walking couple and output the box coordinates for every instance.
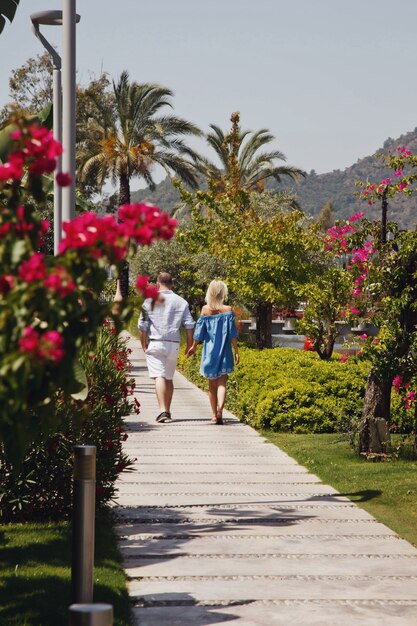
[138,272,239,425]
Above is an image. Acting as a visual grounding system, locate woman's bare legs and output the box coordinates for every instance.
[208,379,218,421]
[216,375,228,421]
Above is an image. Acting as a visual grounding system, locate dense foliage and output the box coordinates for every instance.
[0,115,175,462]
[179,344,415,436]
[132,130,417,232]
[179,345,370,433]
[0,325,136,522]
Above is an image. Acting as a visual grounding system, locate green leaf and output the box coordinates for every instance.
[11,240,27,264]
[0,123,15,162]
[69,358,89,401]
[0,0,19,23]
[0,1,19,34]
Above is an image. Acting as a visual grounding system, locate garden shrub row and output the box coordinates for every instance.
[179,345,412,434]
[0,324,137,522]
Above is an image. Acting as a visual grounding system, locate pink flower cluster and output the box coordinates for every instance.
[59,212,127,262]
[136,275,159,300]
[392,375,415,410]
[118,202,177,244]
[59,203,176,263]
[19,252,46,282]
[44,266,75,298]
[347,241,376,294]
[0,124,72,185]
[326,222,358,252]
[19,327,65,363]
[396,146,412,156]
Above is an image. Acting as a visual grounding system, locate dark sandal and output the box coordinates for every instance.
[215,411,223,425]
[156,411,172,423]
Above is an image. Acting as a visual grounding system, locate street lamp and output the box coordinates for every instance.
[30,3,80,253]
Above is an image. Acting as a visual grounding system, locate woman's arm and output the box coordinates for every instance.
[231,337,239,364]
[186,338,199,357]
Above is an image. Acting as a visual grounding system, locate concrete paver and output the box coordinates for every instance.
[114,336,417,625]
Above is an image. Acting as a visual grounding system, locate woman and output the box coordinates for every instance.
[187,280,239,424]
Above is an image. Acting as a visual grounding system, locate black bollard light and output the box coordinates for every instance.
[71,445,96,604]
[68,603,113,626]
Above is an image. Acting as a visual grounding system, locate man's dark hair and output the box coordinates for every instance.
[157,272,173,287]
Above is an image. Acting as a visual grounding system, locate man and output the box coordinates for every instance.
[138,272,195,423]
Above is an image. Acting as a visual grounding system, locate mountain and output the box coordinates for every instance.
[131,129,417,230]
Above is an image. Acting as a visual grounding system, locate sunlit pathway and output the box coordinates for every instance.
[113,334,417,625]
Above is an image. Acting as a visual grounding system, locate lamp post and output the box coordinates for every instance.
[30,5,80,252]
[62,0,77,224]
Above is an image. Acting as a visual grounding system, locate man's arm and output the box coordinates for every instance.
[140,330,148,352]
[181,302,195,354]
[138,304,150,352]
[185,328,194,354]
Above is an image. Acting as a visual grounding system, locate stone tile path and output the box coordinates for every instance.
[113,336,417,625]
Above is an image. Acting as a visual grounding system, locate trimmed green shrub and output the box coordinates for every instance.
[0,324,137,522]
[179,345,370,433]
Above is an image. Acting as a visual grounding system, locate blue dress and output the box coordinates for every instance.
[193,311,238,379]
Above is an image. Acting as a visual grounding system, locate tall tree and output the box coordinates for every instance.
[317,199,335,231]
[199,111,305,199]
[77,70,202,206]
[77,71,202,297]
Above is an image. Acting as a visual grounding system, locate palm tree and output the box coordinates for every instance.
[0,1,20,35]
[77,70,202,296]
[199,112,305,197]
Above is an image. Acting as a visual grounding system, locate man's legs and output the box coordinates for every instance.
[155,377,174,413]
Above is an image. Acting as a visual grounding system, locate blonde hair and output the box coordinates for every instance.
[206,280,228,310]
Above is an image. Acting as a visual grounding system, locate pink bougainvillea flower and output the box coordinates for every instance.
[19,327,65,363]
[0,274,14,295]
[135,274,160,300]
[44,265,76,298]
[349,307,360,315]
[56,172,73,187]
[340,353,349,363]
[19,327,40,356]
[118,202,177,244]
[19,252,47,282]
[39,330,65,362]
[24,124,63,176]
[394,169,403,177]
[392,375,403,393]
[0,152,24,181]
[360,333,367,339]
[403,391,416,410]
[348,212,364,222]
[135,275,150,292]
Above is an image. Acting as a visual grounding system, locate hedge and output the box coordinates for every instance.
[178,345,408,433]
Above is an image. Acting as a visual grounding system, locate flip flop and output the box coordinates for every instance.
[156,411,172,423]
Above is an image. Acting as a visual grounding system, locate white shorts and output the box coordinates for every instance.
[145,340,180,380]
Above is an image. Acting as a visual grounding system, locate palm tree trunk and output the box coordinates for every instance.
[117,172,131,299]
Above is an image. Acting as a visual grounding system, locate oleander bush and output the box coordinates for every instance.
[0,324,137,522]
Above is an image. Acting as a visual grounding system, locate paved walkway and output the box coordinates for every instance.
[114,336,417,625]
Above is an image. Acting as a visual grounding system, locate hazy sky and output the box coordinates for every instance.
[1,0,417,184]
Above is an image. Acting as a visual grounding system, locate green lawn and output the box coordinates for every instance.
[0,513,132,626]
[264,432,417,547]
